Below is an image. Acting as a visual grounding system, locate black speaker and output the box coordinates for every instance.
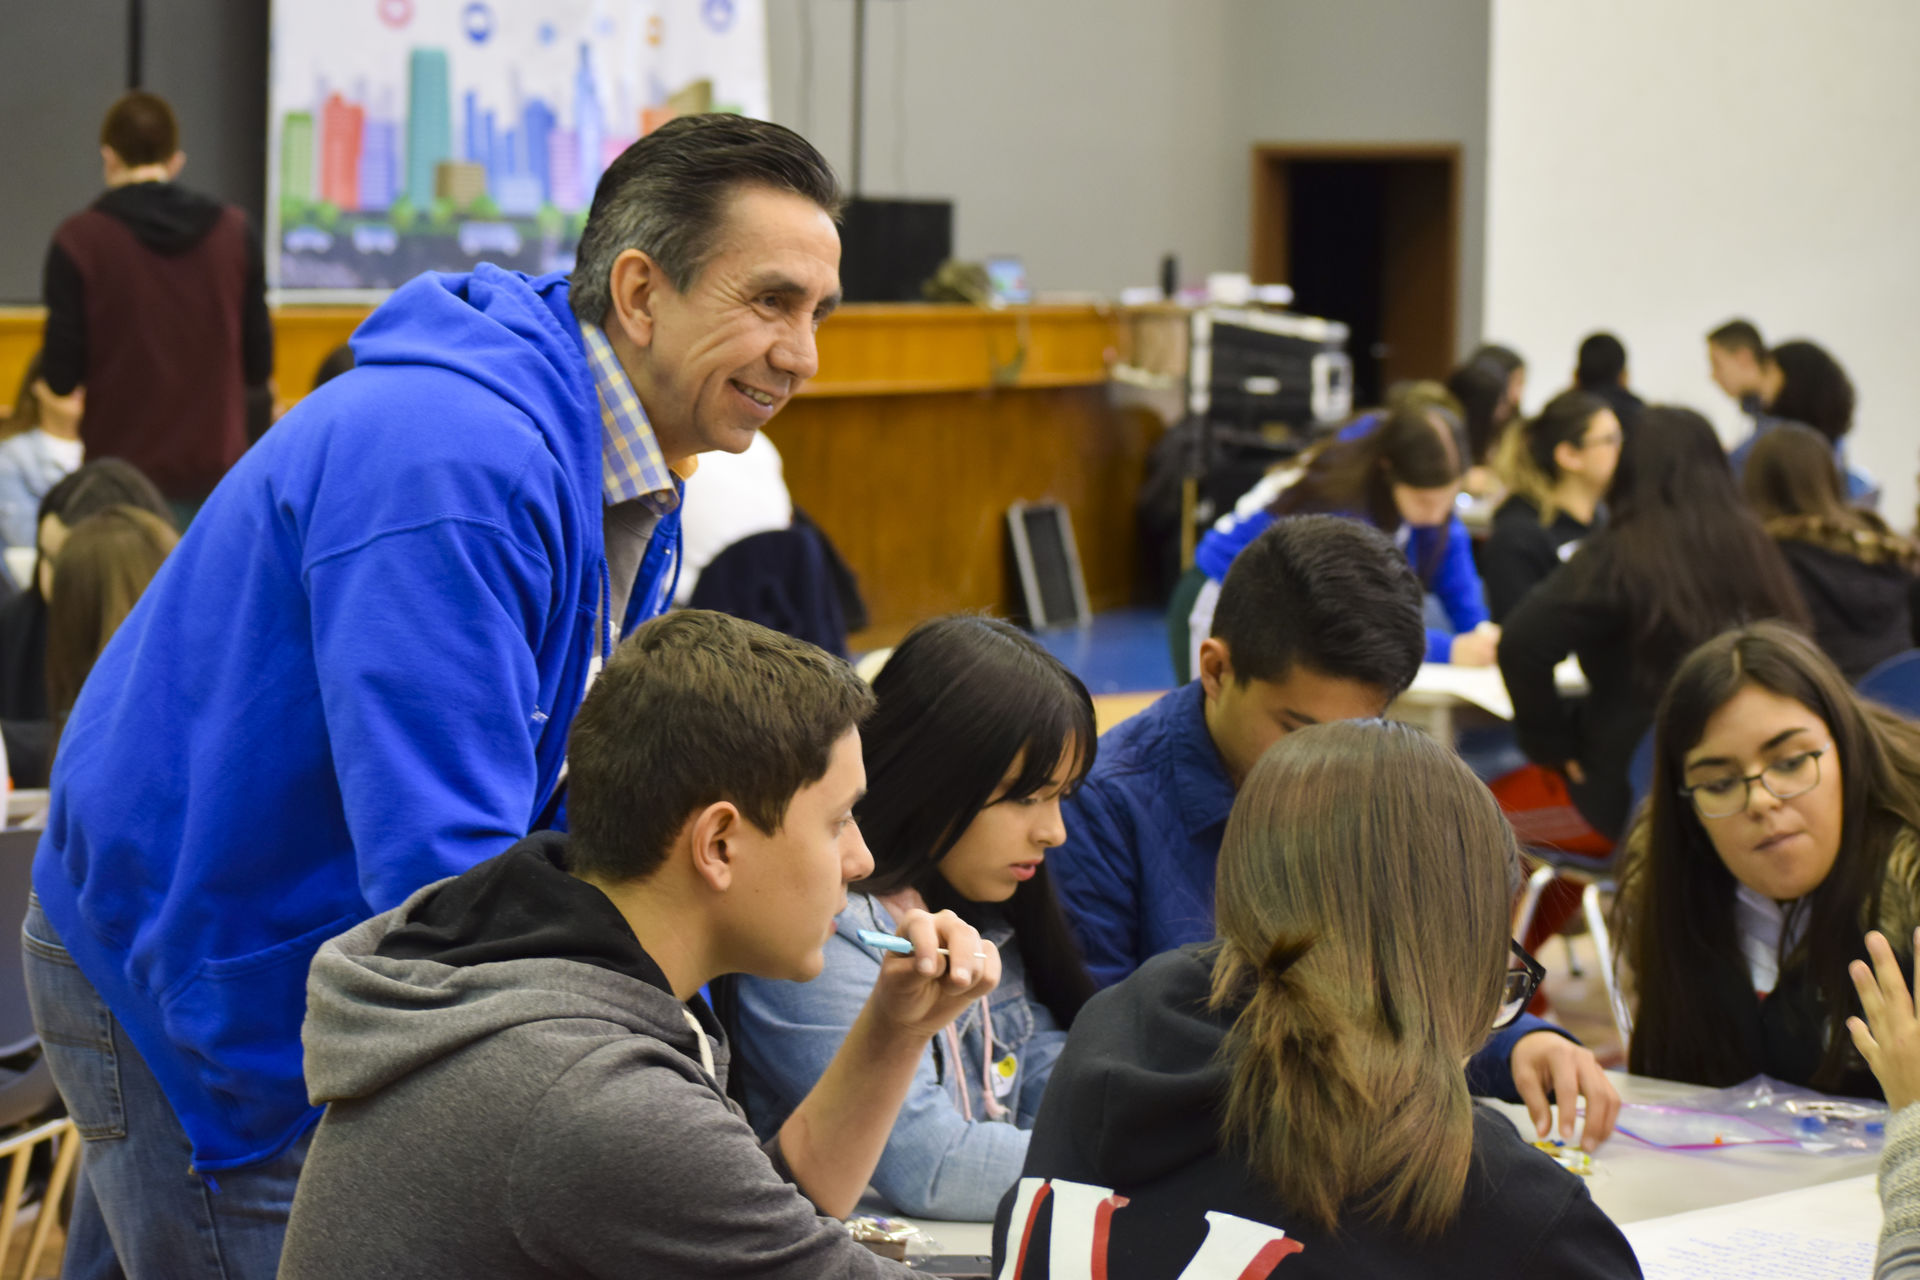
[839,197,953,303]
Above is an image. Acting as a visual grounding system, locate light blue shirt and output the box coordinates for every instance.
[0,429,81,551]
[730,895,1069,1220]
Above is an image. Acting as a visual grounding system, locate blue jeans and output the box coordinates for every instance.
[22,897,309,1280]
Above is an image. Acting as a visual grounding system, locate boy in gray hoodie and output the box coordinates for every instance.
[280,611,1001,1279]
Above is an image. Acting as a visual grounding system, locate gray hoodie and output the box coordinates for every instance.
[280,834,912,1279]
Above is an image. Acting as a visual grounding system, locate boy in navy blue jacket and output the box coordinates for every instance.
[1049,516,1620,1151]
[24,115,846,1279]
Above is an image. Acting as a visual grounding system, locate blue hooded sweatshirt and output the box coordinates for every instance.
[33,266,680,1171]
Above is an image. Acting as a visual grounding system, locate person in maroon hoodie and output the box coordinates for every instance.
[40,91,271,524]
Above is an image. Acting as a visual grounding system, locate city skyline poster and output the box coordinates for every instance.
[269,0,769,295]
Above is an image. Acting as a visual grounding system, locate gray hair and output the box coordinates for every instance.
[568,114,843,324]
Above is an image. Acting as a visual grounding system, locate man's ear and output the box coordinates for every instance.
[603,248,668,352]
[1197,636,1234,703]
[100,146,121,183]
[685,800,744,893]
[166,151,186,180]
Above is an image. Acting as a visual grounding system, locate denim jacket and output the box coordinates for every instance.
[731,895,1069,1220]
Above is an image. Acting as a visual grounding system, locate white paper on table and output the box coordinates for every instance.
[1621,1173,1879,1279]
[1403,656,1588,722]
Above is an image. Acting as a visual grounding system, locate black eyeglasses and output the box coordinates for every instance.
[1496,940,1547,1030]
[1679,746,1828,820]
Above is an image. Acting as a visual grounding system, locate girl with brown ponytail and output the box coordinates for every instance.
[994,721,1640,1278]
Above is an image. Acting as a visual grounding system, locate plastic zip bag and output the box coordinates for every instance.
[1615,1074,1887,1154]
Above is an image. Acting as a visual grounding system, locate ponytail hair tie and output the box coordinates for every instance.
[1259,931,1317,986]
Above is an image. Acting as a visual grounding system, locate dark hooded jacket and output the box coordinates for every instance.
[281,832,913,1280]
[1764,515,1919,681]
[992,946,1641,1279]
[42,181,271,500]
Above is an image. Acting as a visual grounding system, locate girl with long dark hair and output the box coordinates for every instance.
[1189,403,1496,669]
[1730,337,1878,505]
[1617,622,1920,1095]
[729,614,1097,1219]
[1500,406,1809,838]
[1743,422,1918,679]
[996,721,1636,1276]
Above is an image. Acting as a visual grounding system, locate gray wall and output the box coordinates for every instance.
[1228,0,1491,352]
[768,0,1247,298]
[0,0,267,304]
[767,0,1492,346]
[0,0,129,302]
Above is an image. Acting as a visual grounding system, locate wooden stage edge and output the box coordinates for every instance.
[0,302,1166,645]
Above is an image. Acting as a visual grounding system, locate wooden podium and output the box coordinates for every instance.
[0,301,1163,649]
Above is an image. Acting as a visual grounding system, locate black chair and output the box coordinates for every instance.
[1860,650,1920,719]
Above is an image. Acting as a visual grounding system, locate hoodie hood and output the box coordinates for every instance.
[1772,530,1917,650]
[93,182,226,254]
[302,833,719,1105]
[346,266,604,531]
[1047,944,1235,1186]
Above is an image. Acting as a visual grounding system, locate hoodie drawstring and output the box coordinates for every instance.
[681,1008,716,1079]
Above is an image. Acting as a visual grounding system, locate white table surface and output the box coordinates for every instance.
[898,1072,1882,1258]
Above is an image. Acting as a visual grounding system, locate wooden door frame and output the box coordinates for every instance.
[1249,143,1462,368]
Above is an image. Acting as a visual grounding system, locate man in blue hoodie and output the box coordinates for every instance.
[23,114,846,1278]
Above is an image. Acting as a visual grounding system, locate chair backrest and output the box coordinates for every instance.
[0,829,43,1059]
[1860,650,1920,720]
[1625,727,1657,822]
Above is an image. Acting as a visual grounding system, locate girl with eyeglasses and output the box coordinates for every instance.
[994,720,1636,1278]
[1615,622,1920,1097]
[1482,390,1622,623]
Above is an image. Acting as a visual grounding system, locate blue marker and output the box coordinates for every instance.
[856,928,984,959]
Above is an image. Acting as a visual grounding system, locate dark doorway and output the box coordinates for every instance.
[1250,146,1460,409]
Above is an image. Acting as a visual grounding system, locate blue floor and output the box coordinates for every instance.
[1032,607,1175,695]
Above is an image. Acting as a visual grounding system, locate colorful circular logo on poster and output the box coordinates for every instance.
[377,0,413,29]
[702,0,735,34]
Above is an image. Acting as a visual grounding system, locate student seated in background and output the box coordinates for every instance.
[1483,390,1621,622]
[995,722,1637,1279]
[1500,408,1809,841]
[1616,622,1920,1099]
[730,616,1095,1219]
[1736,337,1878,506]
[1470,340,1528,412]
[1846,928,1920,1278]
[278,612,980,1279]
[0,353,85,553]
[1707,317,1771,417]
[44,505,177,750]
[0,459,171,787]
[1445,355,1517,499]
[1189,403,1497,669]
[1053,517,1617,1139]
[1744,422,1919,680]
[1572,331,1645,434]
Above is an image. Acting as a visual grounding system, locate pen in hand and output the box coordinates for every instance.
[857,928,988,960]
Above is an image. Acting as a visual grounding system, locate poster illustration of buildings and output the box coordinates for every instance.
[269,0,768,294]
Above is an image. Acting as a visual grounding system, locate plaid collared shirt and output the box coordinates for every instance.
[578,320,682,515]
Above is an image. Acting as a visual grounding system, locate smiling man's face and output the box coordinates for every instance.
[627,184,842,459]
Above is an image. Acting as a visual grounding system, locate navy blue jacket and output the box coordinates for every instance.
[1050,682,1566,1100]
[34,266,681,1171]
